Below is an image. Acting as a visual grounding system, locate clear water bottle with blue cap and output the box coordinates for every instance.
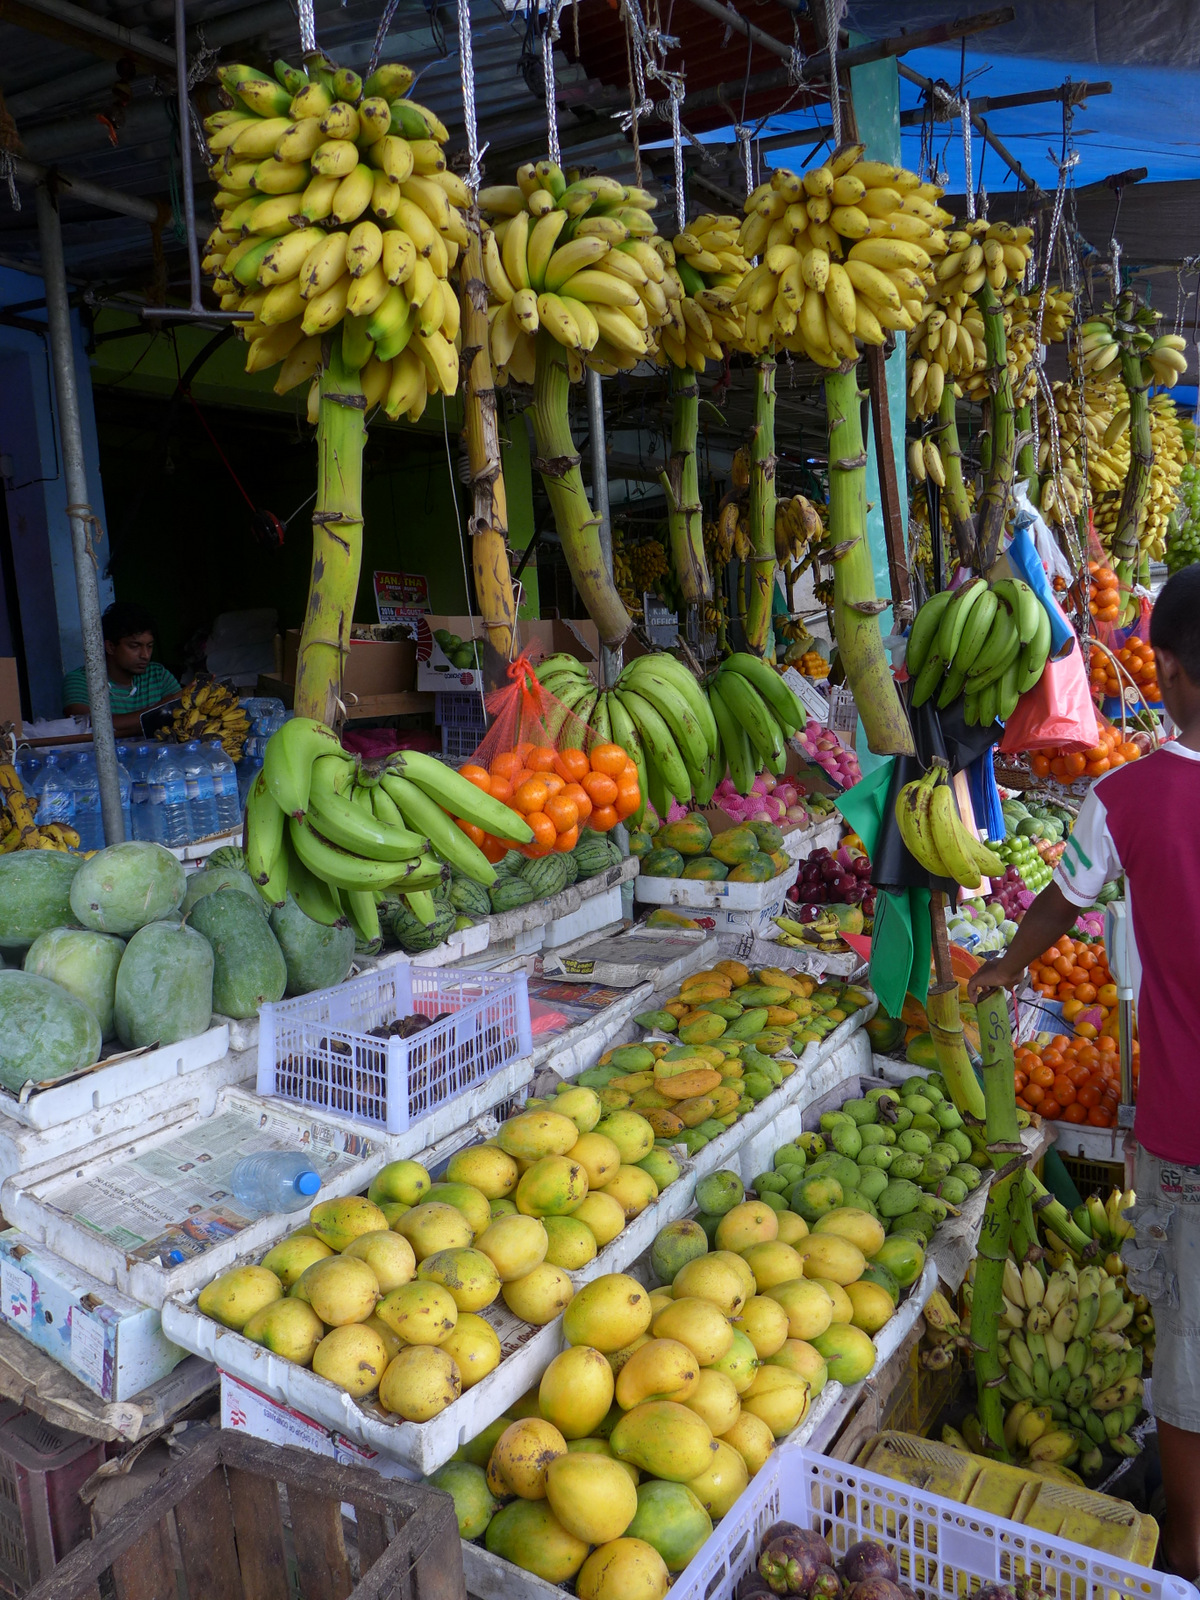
[230,1152,321,1215]
[148,745,190,848]
[181,740,218,840]
[32,752,75,828]
[68,752,103,851]
[202,740,242,833]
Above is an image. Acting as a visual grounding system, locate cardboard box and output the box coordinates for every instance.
[282,631,417,695]
[0,658,20,734]
[417,617,599,693]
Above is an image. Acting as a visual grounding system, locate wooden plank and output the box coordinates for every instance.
[173,1468,246,1600]
[108,1521,175,1600]
[865,343,913,621]
[355,1507,389,1576]
[227,1468,289,1600]
[287,1487,352,1600]
[408,1499,466,1600]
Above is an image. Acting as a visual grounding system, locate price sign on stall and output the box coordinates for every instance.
[644,595,679,647]
[373,570,430,627]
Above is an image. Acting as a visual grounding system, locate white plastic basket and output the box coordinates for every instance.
[256,964,532,1136]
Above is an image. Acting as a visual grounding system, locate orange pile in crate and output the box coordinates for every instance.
[1015,1028,1137,1128]
[1028,717,1141,783]
[1089,638,1160,704]
[459,742,641,859]
[1088,561,1121,623]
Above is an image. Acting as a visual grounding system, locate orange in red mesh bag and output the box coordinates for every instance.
[455,652,642,859]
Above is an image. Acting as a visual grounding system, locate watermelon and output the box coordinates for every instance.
[643,848,685,879]
[0,970,102,1091]
[0,851,82,954]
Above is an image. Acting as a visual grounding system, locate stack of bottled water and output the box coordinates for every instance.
[237,697,289,805]
[26,749,132,848]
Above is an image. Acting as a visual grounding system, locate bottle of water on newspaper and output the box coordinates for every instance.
[32,752,74,828]
[230,1152,321,1215]
[182,740,218,840]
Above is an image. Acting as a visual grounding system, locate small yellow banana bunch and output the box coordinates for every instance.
[773,494,823,563]
[732,146,949,363]
[202,57,467,424]
[656,215,749,370]
[907,300,986,418]
[933,217,1033,300]
[1001,287,1074,405]
[1144,393,1187,559]
[478,163,675,383]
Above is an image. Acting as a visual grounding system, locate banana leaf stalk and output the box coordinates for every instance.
[662,364,711,607]
[461,215,518,675]
[1016,401,1037,498]
[744,355,777,654]
[295,332,366,726]
[824,366,916,755]
[974,281,1016,569]
[935,385,976,565]
[1112,348,1153,623]
[529,329,630,649]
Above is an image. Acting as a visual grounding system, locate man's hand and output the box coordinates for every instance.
[968,954,1027,1003]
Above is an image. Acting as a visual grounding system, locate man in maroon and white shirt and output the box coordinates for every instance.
[971,564,1200,1578]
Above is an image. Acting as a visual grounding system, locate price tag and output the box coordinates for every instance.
[644,595,679,647]
[827,685,858,738]
[0,1260,32,1331]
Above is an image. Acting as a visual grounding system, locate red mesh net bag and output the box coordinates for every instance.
[455,651,643,858]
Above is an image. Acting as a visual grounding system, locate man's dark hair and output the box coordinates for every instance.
[101,601,156,645]
[1149,563,1200,684]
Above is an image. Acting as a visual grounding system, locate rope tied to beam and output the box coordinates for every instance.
[455,0,485,192]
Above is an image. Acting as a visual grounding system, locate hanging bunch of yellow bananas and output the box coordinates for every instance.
[1005,288,1073,404]
[907,300,985,418]
[773,493,823,563]
[1144,393,1188,560]
[154,679,250,762]
[611,531,640,619]
[732,148,947,363]
[656,215,749,371]
[202,57,467,423]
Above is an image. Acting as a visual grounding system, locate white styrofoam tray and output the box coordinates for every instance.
[1,1023,231,1131]
[0,1085,388,1309]
[542,882,624,950]
[634,857,799,908]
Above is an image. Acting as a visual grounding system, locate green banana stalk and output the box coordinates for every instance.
[744,355,777,655]
[662,364,711,606]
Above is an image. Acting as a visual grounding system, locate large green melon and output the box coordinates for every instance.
[113,922,213,1048]
[23,928,126,1040]
[0,970,102,1090]
[187,889,286,1019]
[70,842,187,936]
[0,852,82,954]
[181,865,265,918]
[269,896,356,996]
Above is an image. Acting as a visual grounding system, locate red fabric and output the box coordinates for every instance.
[1098,748,1200,1164]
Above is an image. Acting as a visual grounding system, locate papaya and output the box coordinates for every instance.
[0,850,82,954]
[188,889,287,1020]
[681,858,728,881]
[113,921,214,1048]
[642,849,686,879]
[270,895,356,996]
[727,853,777,883]
[747,820,785,852]
[70,842,186,936]
[822,904,866,933]
[864,1012,905,1053]
[708,827,759,866]
[627,829,655,859]
[657,816,712,857]
[905,1032,938,1069]
[769,850,791,874]
[23,927,125,1040]
[0,970,102,1089]
[646,909,702,929]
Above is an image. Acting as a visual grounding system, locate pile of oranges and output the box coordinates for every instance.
[1028,717,1141,783]
[1014,1031,1136,1128]
[1028,933,1116,1018]
[1087,561,1122,623]
[1088,637,1161,705]
[458,742,641,860]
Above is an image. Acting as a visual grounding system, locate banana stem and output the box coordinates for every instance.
[1112,348,1153,621]
[936,386,975,566]
[1016,401,1036,499]
[825,365,915,756]
[529,329,631,649]
[926,981,987,1123]
[461,213,518,676]
[295,332,365,726]
[975,281,1016,570]
[661,364,711,607]
[976,989,1037,1262]
[744,355,777,655]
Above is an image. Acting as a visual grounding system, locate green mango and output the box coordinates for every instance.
[952,1162,983,1192]
[858,1124,887,1147]
[856,1145,894,1170]
[830,1123,863,1160]
[891,1105,914,1132]
[898,1130,931,1157]
[916,1194,950,1223]
[934,1101,963,1131]
[743,1071,774,1103]
[842,1099,878,1125]
[723,1008,769,1040]
[696,999,744,1020]
[635,1010,679,1033]
[754,1171,790,1195]
[854,1166,890,1204]
[938,1175,969,1206]
[758,1190,787,1212]
[889,1152,924,1182]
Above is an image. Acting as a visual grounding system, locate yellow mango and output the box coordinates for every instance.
[546,1453,639,1545]
[813,1277,854,1323]
[440,1313,501,1388]
[378,1345,461,1421]
[564,1273,653,1352]
[602,1165,659,1220]
[445,1144,519,1199]
[495,1109,581,1160]
[572,1192,627,1246]
[651,1297,734,1366]
[198,1266,283,1330]
[312,1324,389,1398]
[516,1155,589,1218]
[554,1084,602,1133]
[259,1234,332,1288]
[416,1247,500,1311]
[539,1345,615,1438]
[310,1196,390,1252]
[577,1537,670,1600]
[767,1277,834,1340]
[683,1368,741,1435]
[672,1256,747,1317]
[375,1280,456,1344]
[394,1201,473,1260]
[714,1202,779,1253]
[799,1233,867,1286]
[615,1337,700,1408]
[342,1230,416,1294]
[813,1206,886,1258]
[476,1213,548,1281]
[733,1294,790,1358]
[741,1365,812,1438]
[610,1400,718,1482]
[641,1108,685,1138]
[502,1263,575,1325]
[766,1337,828,1395]
[491,1416,568,1498]
[720,1411,774,1475]
[739,1241,804,1292]
[298,1255,379,1326]
[713,959,750,985]
[845,1279,895,1335]
[687,1438,749,1516]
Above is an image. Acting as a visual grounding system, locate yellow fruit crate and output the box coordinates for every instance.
[1023,1478,1158,1568]
[879,1335,961,1439]
[857,1430,980,1501]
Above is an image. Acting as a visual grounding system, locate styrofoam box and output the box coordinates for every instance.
[635,857,799,909]
[0,1023,230,1132]
[542,882,624,950]
[221,1372,417,1480]
[781,814,843,861]
[0,1086,388,1309]
[0,1229,186,1402]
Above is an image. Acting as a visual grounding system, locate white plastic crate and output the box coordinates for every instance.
[781,814,843,861]
[256,964,532,1136]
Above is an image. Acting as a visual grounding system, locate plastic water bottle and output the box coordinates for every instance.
[32,752,75,828]
[237,755,263,808]
[16,753,41,792]
[128,744,157,842]
[67,753,102,851]
[148,746,190,848]
[202,740,242,833]
[181,740,218,840]
[230,1152,321,1216]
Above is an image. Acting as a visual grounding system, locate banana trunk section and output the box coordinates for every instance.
[530,328,630,649]
[744,356,777,655]
[825,367,915,756]
[975,282,1016,570]
[1112,349,1153,620]
[662,364,711,605]
[461,216,518,670]
[936,385,975,566]
[295,337,366,726]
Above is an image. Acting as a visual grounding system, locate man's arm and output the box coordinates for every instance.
[967,883,1080,1000]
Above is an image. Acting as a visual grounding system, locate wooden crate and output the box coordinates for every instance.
[24,1430,463,1600]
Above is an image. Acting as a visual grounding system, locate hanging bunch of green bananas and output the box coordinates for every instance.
[202,56,467,422]
[246,717,533,945]
[657,214,749,371]
[893,758,1004,888]
[905,575,1052,724]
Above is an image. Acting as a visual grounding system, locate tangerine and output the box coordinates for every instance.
[553,825,580,853]
[545,795,580,834]
[589,743,630,778]
[527,746,559,772]
[562,782,592,822]
[526,812,557,852]
[588,805,619,833]
[514,777,550,814]
[460,764,492,793]
[554,748,590,783]
[581,771,618,806]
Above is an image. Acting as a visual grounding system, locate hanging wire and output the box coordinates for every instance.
[368,0,402,79]
[543,9,562,166]
[825,0,843,147]
[669,88,686,233]
[456,0,485,192]
[297,0,316,55]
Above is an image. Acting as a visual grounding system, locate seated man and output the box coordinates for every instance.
[62,601,181,737]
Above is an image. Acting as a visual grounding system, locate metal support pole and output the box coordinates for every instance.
[587,367,622,688]
[35,183,125,845]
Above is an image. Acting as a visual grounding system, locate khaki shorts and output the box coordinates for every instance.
[1124,1146,1200,1433]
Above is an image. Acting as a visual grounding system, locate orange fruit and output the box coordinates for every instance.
[512,768,535,791]
[528,746,559,773]
[1063,1103,1087,1124]
[526,812,557,852]
[589,743,630,778]
[587,805,619,833]
[553,825,580,853]
[614,785,640,820]
[490,750,520,781]
[542,773,565,798]
[458,820,486,847]
[582,771,618,807]
[513,777,549,814]
[554,748,590,783]
[489,777,514,804]
[516,741,536,765]
[562,782,592,822]
[481,833,507,863]
[460,764,492,794]
[545,794,580,834]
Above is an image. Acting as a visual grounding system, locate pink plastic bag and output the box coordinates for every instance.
[999,637,1100,754]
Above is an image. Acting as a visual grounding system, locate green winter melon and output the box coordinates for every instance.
[181,865,265,918]
[187,889,287,1019]
[681,857,729,881]
[269,896,355,996]
[642,847,685,879]
[114,922,214,1048]
[0,970,102,1091]
[0,851,82,954]
[70,842,186,936]
[23,927,126,1040]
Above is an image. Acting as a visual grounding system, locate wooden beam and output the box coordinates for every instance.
[865,344,912,620]
[0,0,174,72]
[800,8,1014,82]
[897,60,1039,191]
